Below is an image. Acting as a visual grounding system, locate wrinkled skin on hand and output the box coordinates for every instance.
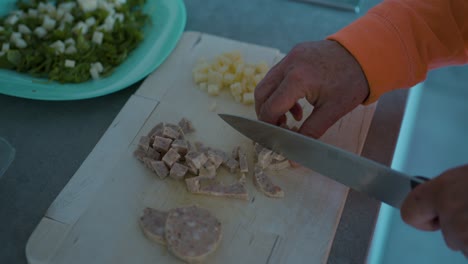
[401,164,468,258]
[254,40,370,139]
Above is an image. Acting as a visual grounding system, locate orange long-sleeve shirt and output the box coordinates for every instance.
[328,0,468,104]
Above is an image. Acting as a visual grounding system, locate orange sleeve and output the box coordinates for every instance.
[327,0,468,104]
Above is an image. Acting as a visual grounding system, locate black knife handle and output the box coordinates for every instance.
[410,176,431,189]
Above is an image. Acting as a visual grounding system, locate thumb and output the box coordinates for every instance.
[400,180,440,231]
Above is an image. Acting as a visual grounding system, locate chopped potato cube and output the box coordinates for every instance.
[230,82,242,96]
[207,70,223,86]
[223,73,235,85]
[242,93,255,105]
[207,84,220,96]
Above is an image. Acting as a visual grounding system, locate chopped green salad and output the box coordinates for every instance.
[0,0,148,83]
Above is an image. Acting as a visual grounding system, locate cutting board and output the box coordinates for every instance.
[26,31,376,264]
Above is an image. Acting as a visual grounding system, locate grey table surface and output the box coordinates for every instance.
[0,0,428,263]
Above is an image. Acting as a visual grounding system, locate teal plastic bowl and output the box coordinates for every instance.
[0,0,186,100]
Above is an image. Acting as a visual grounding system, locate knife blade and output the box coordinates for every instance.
[219,114,426,208]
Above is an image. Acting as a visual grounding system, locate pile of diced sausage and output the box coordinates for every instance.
[134,118,291,200]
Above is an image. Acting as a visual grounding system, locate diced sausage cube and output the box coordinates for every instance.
[166,123,185,139]
[152,136,173,153]
[146,147,161,161]
[185,151,208,169]
[147,122,164,137]
[185,177,200,192]
[206,150,224,169]
[231,146,240,160]
[143,157,154,170]
[150,160,169,179]
[199,160,217,179]
[178,118,195,134]
[162,148,181,168]
[171,139,189,155]
[162,126,180,140]
[133,147,146,162]
[138,136,151,151]
[170,163,189,180]
[223,158,239,173]
[257,148,273,169]
[186,162,199,175]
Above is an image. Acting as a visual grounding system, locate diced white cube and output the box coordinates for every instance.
[223,73,235,85]
[28,9,38,18]
[50,40,65,54]
[2,43,10,52]
[0,26,4,32]
[5,15,19,25]
[85,17,96,26]
[90,67,100,79]
[34,27,47,38]
[91,62,104,72]
[78,0,99,12]
[42,15,56,30]
[65,46,77,54]
[63,13,74,23]
[207,84,220,96]
[18,24,31,34]
[73,21,88,34]
[242,93,255,105]
[64,60,76,68]
[55,8,65,20]
[10,32,22,43]
[92,31,104,45]
[104,15,115,30]
[15,38,27,49]
[64,38,76,46]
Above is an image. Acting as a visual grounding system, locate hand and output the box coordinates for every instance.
[255,40,370,138]
[401,164,468,257]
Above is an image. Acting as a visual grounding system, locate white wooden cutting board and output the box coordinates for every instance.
[26,31,376,264]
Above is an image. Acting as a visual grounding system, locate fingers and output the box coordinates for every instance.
[289,102,303,121]
[254,59,286,117]
[298,103,342,139]
[400,180,440,231]
[258,76,303,125]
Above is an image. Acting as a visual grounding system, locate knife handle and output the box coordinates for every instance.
[410,176,430,189]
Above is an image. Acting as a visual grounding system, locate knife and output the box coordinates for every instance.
[219,114,429,208]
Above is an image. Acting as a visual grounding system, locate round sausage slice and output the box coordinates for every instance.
[165,205,222,263]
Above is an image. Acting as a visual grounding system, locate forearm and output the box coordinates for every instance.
[328,0,468,104]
